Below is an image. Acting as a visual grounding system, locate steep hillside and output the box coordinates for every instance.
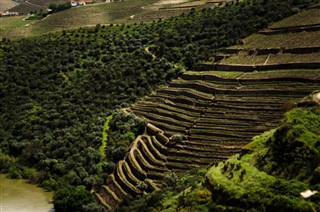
[0,0,318,211]
[123,104,320,211]
[94,2,320,210]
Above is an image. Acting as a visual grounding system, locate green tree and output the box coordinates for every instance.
[53,185,94,212]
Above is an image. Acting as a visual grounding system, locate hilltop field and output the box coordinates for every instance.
[0,0,320,211]
[0,0,18,12]
[0,0,229,39]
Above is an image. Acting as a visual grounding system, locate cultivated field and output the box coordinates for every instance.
[236,30,320,48]
[271,8,320,28]
[0,0,17,12]
[221,52,320,65]
[94,5,320,210]
[27,0,80,7]
[0,15,36,30]
[8,2,44,13]
[0,0,231,39]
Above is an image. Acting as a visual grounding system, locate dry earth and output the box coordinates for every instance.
[0,0,18,12]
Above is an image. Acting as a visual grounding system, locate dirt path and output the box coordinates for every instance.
[154,0,191,5]
[144,46,156,60]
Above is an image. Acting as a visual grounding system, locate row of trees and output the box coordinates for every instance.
[48,2,72,13]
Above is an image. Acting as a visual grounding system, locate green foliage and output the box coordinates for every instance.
[119,169,208,211]
[49,2,71,13]
[0,152,16,171]
[53,185,95,212]
[169,134,184,144]
[8,165,23,179]
[259,107,320,180]
[98,115,112,172]
[42,178,59,191]
[25,13,47,20]
[163,172,178,188]
[20,167,44,183]
[107,109,146,164]
[118,190,164,212]
[204,106,320,211]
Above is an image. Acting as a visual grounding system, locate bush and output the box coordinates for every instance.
[163,172,178,188]
[0,153,16,171]
[8,165,22,179]
[53,185,94,212]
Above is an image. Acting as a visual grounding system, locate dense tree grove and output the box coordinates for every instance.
[0,0,316,209]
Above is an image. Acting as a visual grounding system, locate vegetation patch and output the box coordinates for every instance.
[271,8,320,28]
[242,69,320,80]
[186,70,244,78]
[221,52,320,65]
[98,115,112,172]
[105,110,146,170]
[236,30,320,49]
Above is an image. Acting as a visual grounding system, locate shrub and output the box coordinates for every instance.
[53,185,94,212]
[0,153,16,171]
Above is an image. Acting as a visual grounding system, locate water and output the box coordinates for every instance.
[0,174,54,212]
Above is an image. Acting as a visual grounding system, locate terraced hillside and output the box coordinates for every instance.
[93,5,320,210]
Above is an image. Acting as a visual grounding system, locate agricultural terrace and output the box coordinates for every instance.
[94,1,320,210]
[0,0,319,211]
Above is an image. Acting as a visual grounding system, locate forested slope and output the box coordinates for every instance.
[0,0,318,211]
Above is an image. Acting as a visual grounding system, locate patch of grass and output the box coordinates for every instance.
[220,52,269,65]
[99,115,112,161]
[186,71,244,78]
[242,69,320,79]
[268,52,320,64]
[236,30,320,48]
[0,0,160,38]
[0,16,37,30]
[205,107,320,210]
[271,8,320,28]
[221,52,320,65]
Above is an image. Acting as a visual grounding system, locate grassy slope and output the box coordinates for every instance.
[271,8,320,28]
[205,105,320,211]
[27,0,74,7]
[0,0,192,39]
[235,30,320,49]
[1,0,158,38]
[231,6,320,49]
[221,52,320,65]
[7,2,44,13]
[0,15,36,30]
